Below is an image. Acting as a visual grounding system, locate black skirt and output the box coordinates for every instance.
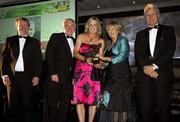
[97,60,132,112]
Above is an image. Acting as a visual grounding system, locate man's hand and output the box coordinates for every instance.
[51,74,59,83]
[143,65,154,74]
[2,75,11,86]
[143,65,159,79]
[32,77,39,86]
[148,70,159,79]
[72,78,74,85]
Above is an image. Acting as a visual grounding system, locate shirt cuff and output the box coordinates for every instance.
[2,75,8,79]
[152,63,159,70]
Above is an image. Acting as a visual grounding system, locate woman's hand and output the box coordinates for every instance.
[85,57,93,65]
[97,54,111,62]
[96,54,105,61]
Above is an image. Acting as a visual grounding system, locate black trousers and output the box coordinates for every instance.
[9,72,35,122]
[138,75,171,122]
[44,80,71,122]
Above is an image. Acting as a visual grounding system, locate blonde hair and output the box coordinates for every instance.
[84,16,102,37]
[106,21,122,34]
[144,3,160,16]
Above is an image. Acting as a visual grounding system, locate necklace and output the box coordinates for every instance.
[88,38,92,44]
[89,36,97,44]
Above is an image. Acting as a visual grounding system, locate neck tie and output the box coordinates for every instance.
[66,36,73,39]
[148,25,158,30]
[18,35,27,39]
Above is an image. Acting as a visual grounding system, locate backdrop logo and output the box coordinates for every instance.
[0,1,70,19]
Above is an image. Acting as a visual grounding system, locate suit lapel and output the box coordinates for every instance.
[73,38,76,45]
[22,36,30,53]
[144,29,151,57]
[153,25,162,59]
[12,36,20,59]
[62,34,73,58]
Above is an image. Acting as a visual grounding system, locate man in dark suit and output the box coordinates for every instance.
[134,3,176,122]
[1,18,43,122]
[45,18,76,122]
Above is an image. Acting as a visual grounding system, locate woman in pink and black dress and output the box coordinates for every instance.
[73,16,105,122]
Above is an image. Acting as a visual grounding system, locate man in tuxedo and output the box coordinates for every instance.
[134,3,176,122]
[45,18,76,122]
[1,18,43,122]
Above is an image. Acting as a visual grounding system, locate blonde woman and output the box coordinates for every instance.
[73,16,105,122]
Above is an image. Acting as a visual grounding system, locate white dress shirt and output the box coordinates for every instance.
[149,26,159,69]
[149,28,158,57]
[15,37,26,72]
[67,37,74,57]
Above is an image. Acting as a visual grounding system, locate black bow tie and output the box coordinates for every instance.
[66,36,73,39]
[18,35,27,39]
[148,25,159,30]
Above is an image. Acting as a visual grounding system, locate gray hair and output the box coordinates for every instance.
[63,18,76,28]
[144,3,160,16]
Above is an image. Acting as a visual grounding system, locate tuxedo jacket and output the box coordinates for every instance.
[135,24,176,83]
[1,35,43,82]
[45,32,76,84]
